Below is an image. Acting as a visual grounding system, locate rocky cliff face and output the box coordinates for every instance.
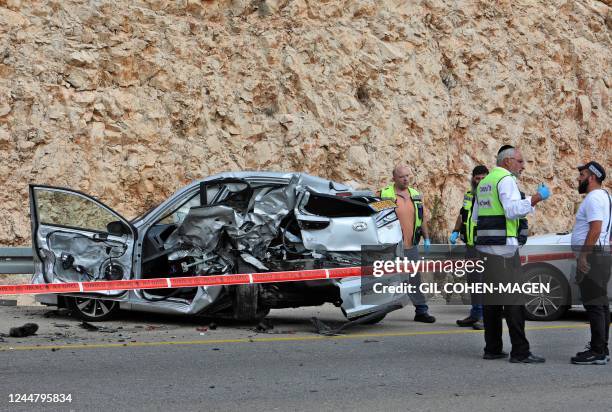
[0,0,610,245]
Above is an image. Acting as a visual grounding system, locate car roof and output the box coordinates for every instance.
[183,171,354,193]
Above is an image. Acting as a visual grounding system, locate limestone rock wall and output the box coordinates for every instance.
[0,0,610,245]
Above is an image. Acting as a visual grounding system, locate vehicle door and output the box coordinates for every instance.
[29,185,135,297]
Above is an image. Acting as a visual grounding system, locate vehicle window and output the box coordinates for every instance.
[154,182,248,226]
[303,193,374,217]
[157,194,201,225]
[34,189,121,232]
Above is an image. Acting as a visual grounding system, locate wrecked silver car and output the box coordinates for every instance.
[30,172,406,322]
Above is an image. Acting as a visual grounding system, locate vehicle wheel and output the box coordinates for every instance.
[66,297,120,321]
[522,266,570,321]
[233,284,268,322]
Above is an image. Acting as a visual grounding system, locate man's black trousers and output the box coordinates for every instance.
[480,251,530,358]
[578,252,611,355]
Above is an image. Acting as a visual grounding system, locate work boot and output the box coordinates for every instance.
[414,313,436,323]
[456,316,478,327]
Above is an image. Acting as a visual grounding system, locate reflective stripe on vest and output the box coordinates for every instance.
[460,190,476,246]
[380,184,423,243]
[517,191,529,245]
[475,167,519,245]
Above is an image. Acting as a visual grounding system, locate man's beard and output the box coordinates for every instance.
[578,179,589,194]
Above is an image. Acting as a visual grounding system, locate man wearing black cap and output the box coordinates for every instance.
[450,165,489,330]
[570,161,611,365]
[472,144,550,363]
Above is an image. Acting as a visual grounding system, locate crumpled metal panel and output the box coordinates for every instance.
[45,231,128,282]
[164,205,238,256]
[163,176,299,274]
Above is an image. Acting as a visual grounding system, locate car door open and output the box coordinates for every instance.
[29,185,136,297]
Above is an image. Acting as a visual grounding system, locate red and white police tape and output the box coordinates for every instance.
[0,266,366,296]
[0,252,576,296]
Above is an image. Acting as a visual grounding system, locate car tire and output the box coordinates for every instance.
[66,297,120,322]
[233,284,269,322]
[522,266,570,321]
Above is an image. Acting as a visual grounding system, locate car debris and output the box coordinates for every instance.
[80,321,100,331]
[77,321,117,333]
[253,318,274,333]
[43,309,70,318]
[9,323,39,337]
[310,304,401,336]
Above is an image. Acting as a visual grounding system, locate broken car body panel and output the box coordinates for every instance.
[31,172,405,320]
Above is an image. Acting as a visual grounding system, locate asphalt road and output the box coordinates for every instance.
[0,305,610,412]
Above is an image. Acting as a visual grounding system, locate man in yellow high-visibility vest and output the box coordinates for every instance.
[450,165,489,330]
[473,145,550,363]
[380,165,435,323]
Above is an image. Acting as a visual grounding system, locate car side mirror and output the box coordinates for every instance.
[107,221,131,236]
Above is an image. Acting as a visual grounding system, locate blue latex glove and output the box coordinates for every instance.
[449,231,459,245]
[423,238,431,252]
[537,183,550,201]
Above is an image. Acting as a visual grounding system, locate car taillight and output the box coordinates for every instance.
[376,210,398,228]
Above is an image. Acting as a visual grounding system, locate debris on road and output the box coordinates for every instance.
[253,318,274,333]
[9,323,39,337]
[43,309,70,318]
[77,321,119,333]
[311,305,401,335]
[80,321,100,331]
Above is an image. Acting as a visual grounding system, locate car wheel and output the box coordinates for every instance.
[522,266,570,321]
[233,284,269,322]
[66,297,120,321]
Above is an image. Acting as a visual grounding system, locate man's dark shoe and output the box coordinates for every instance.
[414,313,436,323]
[472,320,484,330]
[483,351,508,360]
[571,350,607,365]
[456,316,478,327]
[509,353,546,363]
[580,343,610,363]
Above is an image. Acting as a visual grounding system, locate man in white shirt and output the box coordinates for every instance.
[472,145,550,363]
[569,161,611,365]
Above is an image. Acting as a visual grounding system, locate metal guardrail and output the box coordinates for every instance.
[0,247,34,275]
